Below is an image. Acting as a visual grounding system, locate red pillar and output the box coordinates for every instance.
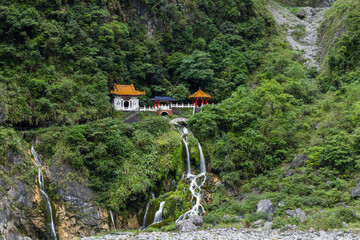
[157,101,159,108]
[169,101,171,109]
[195,98,197,107]
[153,101,155,108]
[202,98,204,106]
[206,98,208,104]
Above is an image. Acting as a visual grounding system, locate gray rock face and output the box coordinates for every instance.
[8,181,32,208]
[6,151,25,166]
[256,199,275,216]
[292,154,308,168]
[351,182,360,197]
[189,215,203,227]
[286,208,307,222]
[176,219,198,233]
[296,10,306,19]
[49,159,101,225]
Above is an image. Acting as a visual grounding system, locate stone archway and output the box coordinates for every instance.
[124,101,129,109]
[160,111,169,116]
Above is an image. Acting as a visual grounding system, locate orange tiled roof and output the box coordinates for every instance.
[109,83,146,96]
[189,88,211,98]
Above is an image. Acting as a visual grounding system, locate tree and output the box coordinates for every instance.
[177,50,214,91]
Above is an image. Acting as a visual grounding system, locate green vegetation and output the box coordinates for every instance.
[2,0,360,235]
[0,0,272,127]
[30,117,182,211]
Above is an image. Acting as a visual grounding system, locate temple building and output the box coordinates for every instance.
[189,88,211,107]
[109,83,145,111]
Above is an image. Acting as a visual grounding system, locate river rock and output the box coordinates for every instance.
[252,219,264,227]
[256,199,274,216]
[296,11,306,19]
[350,182,360,197]
[264,221,273,230]
[189,215,203,227]
[176,219,198,232]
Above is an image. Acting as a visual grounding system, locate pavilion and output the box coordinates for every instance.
[189,88,211,107]
[109,83,145,111]
[148,96,176,116]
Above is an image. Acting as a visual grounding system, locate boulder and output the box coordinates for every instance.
[296,11,306,19]
[189,215,203,227]
[284,170,294,178]
[176,219,198,232]
[351,182,360,197]
[286,208,307,222]
[264,221,273,230]
[256,199,275,216]
[222,215,231,221]
[291,154,308,168]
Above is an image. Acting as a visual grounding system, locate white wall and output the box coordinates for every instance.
[113,96,140,111]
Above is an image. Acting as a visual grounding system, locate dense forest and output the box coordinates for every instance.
[2,0,360,238]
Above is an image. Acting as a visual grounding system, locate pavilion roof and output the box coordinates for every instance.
[109,83,145,96]
[148,96,175,102]
[189,88,211,98]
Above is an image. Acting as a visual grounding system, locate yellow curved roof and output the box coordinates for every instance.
[109,83,145,96]
[189,88,211,98]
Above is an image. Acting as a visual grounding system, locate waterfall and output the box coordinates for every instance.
[175,125,207,223]
[151,192,156,199]
[182,138,191,175]
[198,142,206,174]
[31,145,57,240]
[139,201,151,230]
[153,201,165,224]
[109,210,116,231]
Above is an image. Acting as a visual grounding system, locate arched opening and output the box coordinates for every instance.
[124,101,129,109]
[161,111,169,116]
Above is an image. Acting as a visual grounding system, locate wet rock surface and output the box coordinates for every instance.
[81,228,360,240]
[49,159,102,225]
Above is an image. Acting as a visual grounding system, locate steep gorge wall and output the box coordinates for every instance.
[0,140,115,239]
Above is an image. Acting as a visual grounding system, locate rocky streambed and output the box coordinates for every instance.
[81,228,360,240]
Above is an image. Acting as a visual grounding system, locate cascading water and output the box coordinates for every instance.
[140,124,207,229]
[139,201,151,231]
[109,210,116,231]
[198,142,206,174]
[153,201,166,224]
[31,145,57,240]
[175,125,207,222]
[182,139,191,175]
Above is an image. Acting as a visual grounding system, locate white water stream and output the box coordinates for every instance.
[109,210,116,231]
[31,145,57,240]
[176,126,207,222]
[153,201,166,224]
